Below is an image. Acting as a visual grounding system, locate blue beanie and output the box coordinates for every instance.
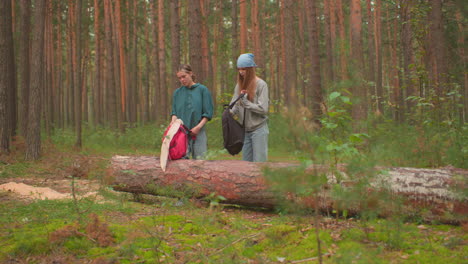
[237,53,257,68]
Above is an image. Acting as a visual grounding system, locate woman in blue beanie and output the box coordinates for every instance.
[229,53,269,162]
[171,64,214,159]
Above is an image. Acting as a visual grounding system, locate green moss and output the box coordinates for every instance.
[87,246,117,258]
[2,221,66,258]
[334,241,384,264]
[0,162,30,178]
[264,224,297,241]
[63,236,95,255]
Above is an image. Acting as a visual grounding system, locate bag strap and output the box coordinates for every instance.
[228,93,245,109]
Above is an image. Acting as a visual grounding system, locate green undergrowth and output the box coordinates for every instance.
[1,191,465,263]
[0,100,466,263]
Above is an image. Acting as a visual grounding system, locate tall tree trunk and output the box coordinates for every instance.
[110,0,123,131]
[329,0,337,83]
[200,0,211,92]
[366,0,376,113]
[44,0,53,136]
[455,9,467,123]
[231,0,238,62]
[104,0,117,129]
[67,0,75,128]
[8,1,17,140]
[170,0,180,88]
[25,0,46,160]
[336,0,347,80]
[157,0,167,118]
[283,0,297,106]
[427,0,446,115]
[400,0,414,119]
[150,0,161,122]
[93,0,102,126]
[305,0,323,120]
[279,0,286,104]
[113,0,127,132]
[55,5,63,129]
[142,2,151,124]
[251,0,262,72]
[74,0,83,148]
[388,8,401,123]
[239,0,247,52]
[0,0,16,154]
[350,0,367,128]
[298,0,306,105]
[374,0,383,116]
[129,0,138,125]
[11,0,15,31]
[323,0,334,85]
[211,0,222,100]
[18,0,31,137]
[188,1,203,83]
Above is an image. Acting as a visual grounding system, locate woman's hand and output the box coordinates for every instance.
[190,126,201,136]
[170,115,178,126]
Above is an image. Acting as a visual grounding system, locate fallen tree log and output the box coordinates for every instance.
[109,155,467,224]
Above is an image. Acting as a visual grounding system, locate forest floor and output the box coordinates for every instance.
[0,141,466,263]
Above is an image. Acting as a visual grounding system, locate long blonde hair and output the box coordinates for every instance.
[237,68,256,101]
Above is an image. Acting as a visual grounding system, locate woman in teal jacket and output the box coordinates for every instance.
[171,64,214,159]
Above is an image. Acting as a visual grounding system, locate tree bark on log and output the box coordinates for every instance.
[108,155,467,224]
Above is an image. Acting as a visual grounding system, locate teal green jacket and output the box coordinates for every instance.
[171,83,214,129]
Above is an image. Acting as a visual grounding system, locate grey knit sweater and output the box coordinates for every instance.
[230,78,269,132]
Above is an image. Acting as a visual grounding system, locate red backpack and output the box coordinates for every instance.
[162,123,189,160]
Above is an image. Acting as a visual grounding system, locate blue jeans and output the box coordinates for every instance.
[242,123,269,162]
[187,127,207,159]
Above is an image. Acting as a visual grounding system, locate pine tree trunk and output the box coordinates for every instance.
[200,0,212,92]
[231,0,238,63]
[74,0,83,148]
[131,0,138,125]
[366,0,376,113]
[150,0,161,122]
[109,156,467,224]
[323,0,334,85]
[336,0,347,80]
[455,9,467,123]
[188,1,203,83]
[305,0,323,120]
[93,0,102,126]
[104,0,117,129]
[18,0,31,137]
[239,0,247,52]
[428,0,446,105]
[329,0,337,81]
[251,0,261,72]
[67,0,75,128]
[55,6,64,129]
[170,0,180,88]
[25,0,46,160]
[0,0,15,153]
[373,0,383,116]
[142,1,151,124]
[283,0,297,106]
[350,0,367,128]
[44,1,53,137]
[157,0,167,118]
[387,8,401,123]
[401,0,415,118]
